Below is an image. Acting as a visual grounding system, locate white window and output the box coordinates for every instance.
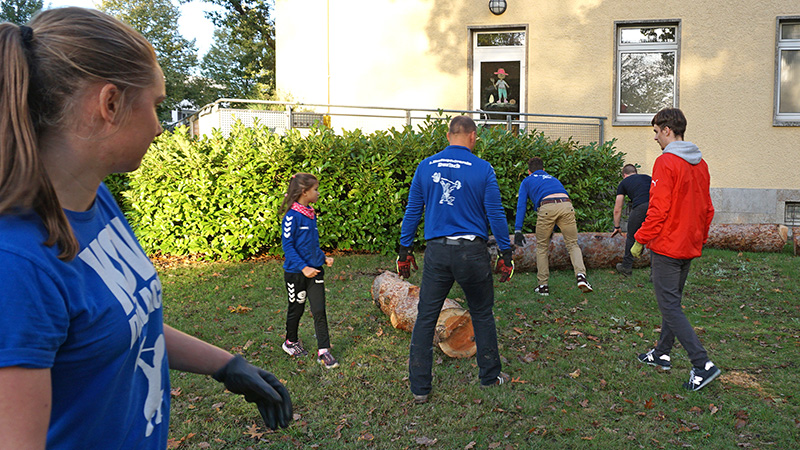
[775,18,800,125]
[469,28,527,119]
[614,22,680,125]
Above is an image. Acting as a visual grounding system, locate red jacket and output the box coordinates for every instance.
[634,147,714,260]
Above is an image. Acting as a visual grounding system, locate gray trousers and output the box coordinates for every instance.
[651,251,709,368]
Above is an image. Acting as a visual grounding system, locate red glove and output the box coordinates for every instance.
[494,248,514,282]
[396,246,418,279]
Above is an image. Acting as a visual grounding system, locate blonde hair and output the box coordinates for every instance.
[0,7,158,260]
[280,173,318,215]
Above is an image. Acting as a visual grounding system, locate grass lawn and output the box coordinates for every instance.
[162,246,800,449]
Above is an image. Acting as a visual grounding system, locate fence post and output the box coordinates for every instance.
[406,109,412,127]
[286,104,294,130]
[506,114,512,132]
[598,117,604,143]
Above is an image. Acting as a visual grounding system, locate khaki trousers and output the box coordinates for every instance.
[535,202,586,285]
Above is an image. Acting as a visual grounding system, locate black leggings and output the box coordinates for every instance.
[284,269,330,349]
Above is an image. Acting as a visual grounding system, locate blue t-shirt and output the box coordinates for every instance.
[0,184,170,449]
[282,209,326,273]
[616,173,652,208]
[399,145,512,251]
[514,170,569,231]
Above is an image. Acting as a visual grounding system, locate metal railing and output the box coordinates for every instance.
[174,99,607,144]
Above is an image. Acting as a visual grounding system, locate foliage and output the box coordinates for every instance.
[0,0,42,24]
[119,120,624,259]
[99,0,199,121]
[198,0,274,100]
[161,247,800,449]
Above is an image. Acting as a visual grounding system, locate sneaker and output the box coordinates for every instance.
[534,285,549,296]
[317,350,340,369]
[481,372,510,388]
[413,393,428,404]
[637,349,671,371]
[577,273,593,293]
[616,263,632,276]
[684,361,721,391]
[282,340,308,357]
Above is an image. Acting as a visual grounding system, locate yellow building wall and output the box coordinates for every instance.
[276,0,800,191]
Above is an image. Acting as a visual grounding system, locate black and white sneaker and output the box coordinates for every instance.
[577,273,593,293]
[684,361,721,391]
[481,372,510,388]
[637,349,671,371]
[282,340,308,357]
[317,350,340,369]
[534,285,549,296]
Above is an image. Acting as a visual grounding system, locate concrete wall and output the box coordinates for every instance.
[275,0,800,222]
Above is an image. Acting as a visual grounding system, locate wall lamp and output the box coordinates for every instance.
[488,0,507,15]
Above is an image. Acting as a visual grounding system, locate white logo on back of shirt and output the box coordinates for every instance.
[432,172,461,206]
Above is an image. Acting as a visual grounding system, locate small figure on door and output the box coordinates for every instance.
[494,68,510,103]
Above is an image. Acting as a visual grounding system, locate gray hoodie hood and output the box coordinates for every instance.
[663,140,702,165]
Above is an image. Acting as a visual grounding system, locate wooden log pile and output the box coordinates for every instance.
[486,224,789,272]
[371,271,476,358]
[704,224,788,253]
[488,232,650,272]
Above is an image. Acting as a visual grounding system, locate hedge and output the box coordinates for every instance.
[106,120,625,260]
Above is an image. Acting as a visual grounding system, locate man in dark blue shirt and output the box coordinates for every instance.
[611,164,651,275]
[397,116,513,404]
[514,157,592,296]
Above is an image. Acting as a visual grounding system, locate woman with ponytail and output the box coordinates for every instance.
[0,8,291,449]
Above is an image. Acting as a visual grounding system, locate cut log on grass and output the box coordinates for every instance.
[704,224,788,253]
[488,232,650,272]
[371,271,476,358]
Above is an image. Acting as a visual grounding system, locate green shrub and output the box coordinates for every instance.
[109,119,625,259]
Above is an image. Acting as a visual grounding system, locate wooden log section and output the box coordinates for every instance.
[488,232,651,272]
[704,224,788,253]
[794,227,799,256]
[371,271,476,358]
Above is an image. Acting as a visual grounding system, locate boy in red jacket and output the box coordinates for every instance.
[631,108,720,391]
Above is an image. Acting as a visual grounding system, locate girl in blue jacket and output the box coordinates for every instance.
[279,173,338,369]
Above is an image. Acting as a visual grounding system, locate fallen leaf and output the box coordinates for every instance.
[170,387,182,397]
[644,398,655,409]
[212,402,225,411]
[415,436,437,446]
[579,399,589,408]
[359,432,375,441]
[513,327,524,334]
[228,304,252,314]
[488,443,501,449]
[244,424,263,440]
[568,369,581,378]
[197,443,211,449]
[465,441,477,450]
[709,404,719,415]
[688,406,702,414]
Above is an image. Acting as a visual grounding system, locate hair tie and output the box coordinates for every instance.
[19,25,34,48]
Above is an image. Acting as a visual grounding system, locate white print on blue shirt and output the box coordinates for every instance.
[77,216,164,437]
[432,172,461,206]
[428,158,473,169]
[283,216,293,238]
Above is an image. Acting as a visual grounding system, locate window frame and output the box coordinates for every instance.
[613,20,681,126]
[467,25,529,116]
[774,16,800,126]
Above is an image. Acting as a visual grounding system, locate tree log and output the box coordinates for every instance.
[794,227,799,256]
[704,224,788,253]
[488,232,650,272]
[371,271,476,358]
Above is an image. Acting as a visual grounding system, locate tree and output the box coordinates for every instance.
[99,0,199,121]
[0,0,44,24]
[198,0,275,99]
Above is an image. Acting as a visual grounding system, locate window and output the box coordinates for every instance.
[786,202,800,226]
[775,18,800,125]
[470,28,527,118]
[614,21,680,125]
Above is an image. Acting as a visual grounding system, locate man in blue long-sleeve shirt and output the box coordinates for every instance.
[397,116,513,404]
[514,157,592,296]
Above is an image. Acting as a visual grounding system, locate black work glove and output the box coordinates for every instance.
[396,245,418,279]
[514,231,526,247]
[213,355,292,430]
[494,248,515,283]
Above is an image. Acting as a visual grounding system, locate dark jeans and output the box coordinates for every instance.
[622,202,648,270]
[409,238,501,395]
[284,268,330,349]
[651,252,709,367]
